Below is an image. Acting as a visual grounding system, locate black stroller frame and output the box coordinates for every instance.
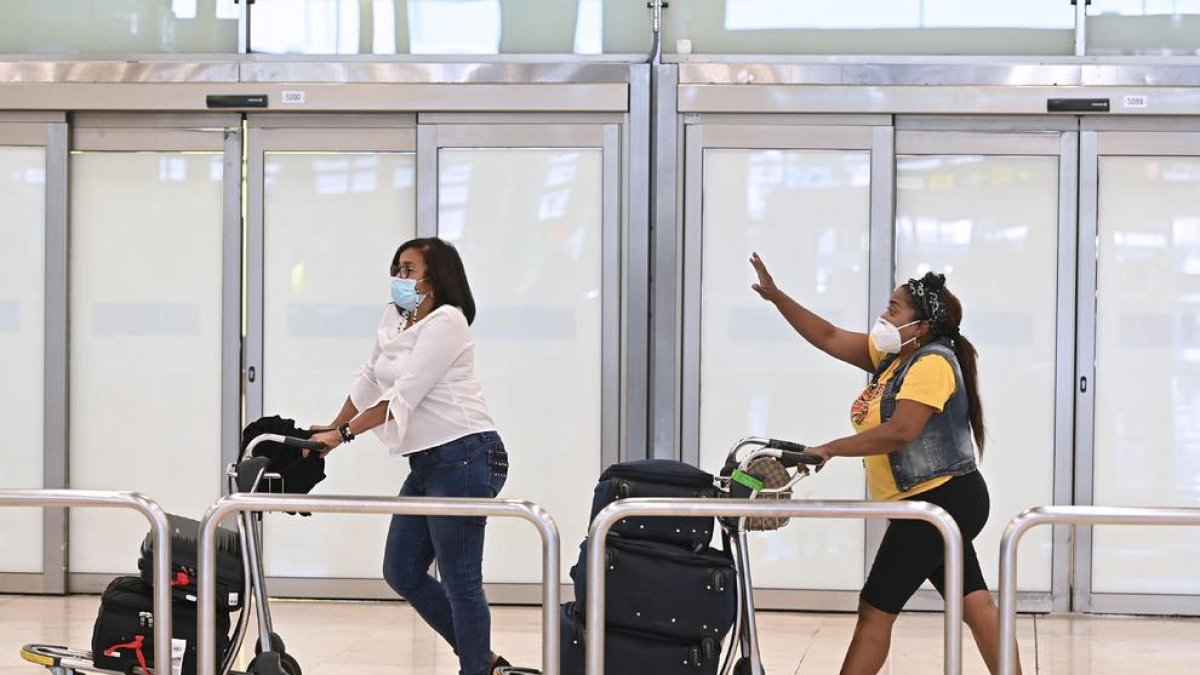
[20,433,325,675]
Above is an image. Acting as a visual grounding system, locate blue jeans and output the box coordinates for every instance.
[382,431,508,675]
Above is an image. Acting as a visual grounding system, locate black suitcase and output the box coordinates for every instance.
[92,576,231,675]
[570,537,737,642]
[590,459,717,550]
[138,513,245,611]
[559,602,720,675]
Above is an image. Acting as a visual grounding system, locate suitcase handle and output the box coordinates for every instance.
[615,480,634,499]
[707,569,727,593]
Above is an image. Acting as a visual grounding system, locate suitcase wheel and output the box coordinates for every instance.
[734,656,756,675]
[254,632,287,656]
[247,651,302,675]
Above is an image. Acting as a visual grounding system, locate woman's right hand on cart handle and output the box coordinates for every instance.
[803,445,831,472]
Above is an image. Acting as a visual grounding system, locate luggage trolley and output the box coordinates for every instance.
[715,436,822,675]
[500,436,820,675]
[20,433,325,675]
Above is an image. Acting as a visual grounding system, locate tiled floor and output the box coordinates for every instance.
[0,593,1196,674]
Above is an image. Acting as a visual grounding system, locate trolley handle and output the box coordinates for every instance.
[242,433,326,461]
[764,438,807,453]
[762,439,823,468]
[282,436,327,452]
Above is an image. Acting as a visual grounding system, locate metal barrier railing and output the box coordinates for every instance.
[196,494,561,675]
[0,489,174,670]
[585,498,966,675]
[997,504,1200,675]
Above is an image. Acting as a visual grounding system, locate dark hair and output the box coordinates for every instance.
[391,237,476,325]
[907,284,986,454]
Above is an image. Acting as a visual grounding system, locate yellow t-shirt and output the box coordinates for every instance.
[851,337,957,501]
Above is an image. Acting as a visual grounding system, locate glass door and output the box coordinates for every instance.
[894,120,1078,612]
[67,114,241,588]
[1077,120,1200,615]
[245,115,418,592]
[423,120,621,588]
[0,115,65,594]
[682,121,886,604]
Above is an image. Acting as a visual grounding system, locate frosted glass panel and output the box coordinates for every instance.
[1088,9,1200,55]
[723,0,1073,29]
[250,0,649,54]
[666,0,1074,54]
[1092,0,1200,14]
[0,0,239,53]
[0,146,46,573]
[1092,156,1200,595]
[70,152,226,574]
[260,152,416,578]
[699,148,871,591]
[439,148,603,584]
[896,154,1061,593]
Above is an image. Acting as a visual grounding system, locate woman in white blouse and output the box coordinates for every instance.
[310,237,511,675]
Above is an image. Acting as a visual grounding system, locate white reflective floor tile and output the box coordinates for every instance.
[1,596,1197,674]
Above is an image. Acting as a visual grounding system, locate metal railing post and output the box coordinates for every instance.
[0,489,173,670]
[585,498,964,675]
[998,504,1200,675]
[197,494,560,675]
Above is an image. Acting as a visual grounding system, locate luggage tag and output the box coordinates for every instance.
[171,638,187,675]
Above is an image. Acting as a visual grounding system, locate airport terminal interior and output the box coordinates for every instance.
[2,1,1200,674]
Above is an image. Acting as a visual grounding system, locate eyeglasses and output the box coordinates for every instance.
[390,264,419,279]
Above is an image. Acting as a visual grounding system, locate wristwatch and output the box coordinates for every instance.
[337,423,356,443]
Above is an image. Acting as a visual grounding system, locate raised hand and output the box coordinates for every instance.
[750,252,781,302]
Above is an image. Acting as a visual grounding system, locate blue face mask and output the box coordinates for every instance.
[391,277,426,313]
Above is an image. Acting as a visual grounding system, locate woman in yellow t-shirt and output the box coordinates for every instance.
[750,253,1022,675]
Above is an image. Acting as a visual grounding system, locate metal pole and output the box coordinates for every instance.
[1075,0,1088,56]
[0,489,173,671]
[585,499,964,675]
[197,495,560,675]
[998,505,1200,675]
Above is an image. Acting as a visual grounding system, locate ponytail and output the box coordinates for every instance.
[906,277,986,454]
[952,332,986,454]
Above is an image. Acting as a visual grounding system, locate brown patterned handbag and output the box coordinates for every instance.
[743,456,793,531]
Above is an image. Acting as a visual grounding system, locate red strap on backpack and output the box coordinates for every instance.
[104,634,151,674]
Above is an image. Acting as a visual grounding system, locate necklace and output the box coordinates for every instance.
[400,297,430,331]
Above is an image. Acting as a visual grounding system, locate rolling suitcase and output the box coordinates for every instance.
[590,459,717,550]
[91,576,230,675]
[559,602,720,675]
[570,536,737,642]
[137,513,245,611]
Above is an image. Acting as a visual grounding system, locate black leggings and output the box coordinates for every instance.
[860,470,990,615]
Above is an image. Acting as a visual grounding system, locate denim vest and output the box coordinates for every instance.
[875,338,977,492]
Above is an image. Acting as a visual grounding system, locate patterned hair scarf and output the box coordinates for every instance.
[906,272,958,340]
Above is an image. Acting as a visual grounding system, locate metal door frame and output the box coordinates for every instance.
[677,115,891,611]
[241,113,420,599]
[419,116,625,602]
[65,113,242,593]
[244,113,420,426]
[421,119,623,444]
[0,113,68,594]
[1074,115,1200,616]
[892,116,1080,614]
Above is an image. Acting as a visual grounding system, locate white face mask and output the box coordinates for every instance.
[870,317,920,354]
